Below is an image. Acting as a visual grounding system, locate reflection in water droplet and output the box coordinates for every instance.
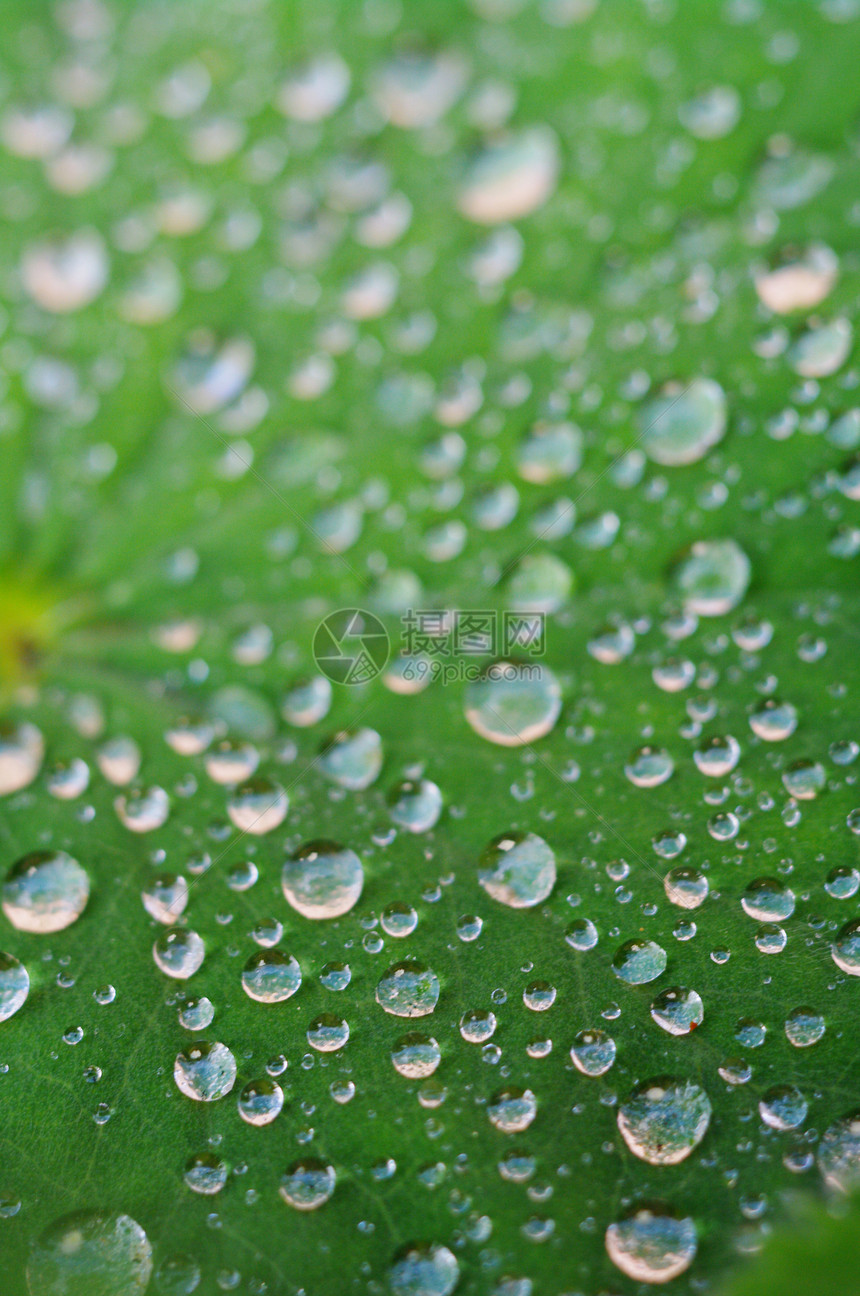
[281,676,333,727]
[392,1033,442,1078]
[27,1211,153,1296]
[174,1041,237,1101]
[226,777,288,834]
[0,952,29,1022]
[749,698,798,741]
[571,1029,616,1077]
[784,1007,825,1048]
[388,1242,460,1296]
[664,867,708,910]
[282,841,364,919]
[487,1087,537,1132]
[318,729,383,789]
[0,721,44,795]
[3,851,90,933]
[458,128,559,224]
[618,1078,711,1165]
[238,1078,284,1125]
[142,875,188,925]
[650,987,703,1036]
[307,1012,349,1052]
[606,1205,697,1283]
[114,786,170,833]
[759,1084,808,1130]
[242,949,302,1002]
[818,1112,860,1192]
[465,661,562,746]
[612,939,667,985]
[153,929,205,980]
[741,877,795,922]
[376,959,440,1018]
[638,378,726,466]
[625,746,674,788]
[22,229,108,313]
[184,1153,228,1195]
[387,779,443,833]
[674,539,751,616]
[279,1159,336,1210]
[479,831,556,908]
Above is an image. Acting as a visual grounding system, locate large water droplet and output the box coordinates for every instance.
[464,661,561,746]
[388,1242,459,1296]
[3,851,90,934]
[606,1205,697,1283]
[0,952,29,1022]
[376,959,440,1018]
[282,841,364,919]
[27,1211,153,1296]
[478,831,556,908]
[173,1041,237,1101]
[638,378,726,466]
[617,1078,711,1164]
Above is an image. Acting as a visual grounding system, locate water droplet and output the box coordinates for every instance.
[488,1087,537,1132]
[564,918,599,950]
[318,729,383,789]
[464,661,562,746]
[479,831,556,908]
[279,1159,335,1210]
[759,1084,808,1130]
[377,960,440,1018]
[0,952,29,1022]
[612,939,667,985]
[638,378,726,466]
[22,229,108,313]
[625,746,674,788]
[694,734,741,777]
[784,1007,825,1048]
[675,539,751,616]
[742,878,795,922]
[27,1212,152,1296]
[606,1205,697,1283]
[458,128,559,224]
[242,950,302,1002]
[517,421,582,483]
[178,997,214,1031]
[618,1078,711,1165]
[832,919,860,975]
[381,903,419,938]
[282,841,364,919]
[153,929,205,980]
[226,778,288,834]
[184,1153,228,1195]
[782,760,825,800]
[650,987,703,1036]
[3,851,90,933]
[114,786,170,833]
[307,1013,349,1052]
[0,722,43,794]
[570,1029,616,1077]
[387,779,443,833]
[238,1078,283,1126]
[388,1242,459,1296]
[174,1042,237,1102]
[142,875,189,925]
[664,867,708,910]
[392,1033,442,1078]
[818,1112,860,1192]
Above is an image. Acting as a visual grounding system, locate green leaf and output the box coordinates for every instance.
[1,0,859,1293]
